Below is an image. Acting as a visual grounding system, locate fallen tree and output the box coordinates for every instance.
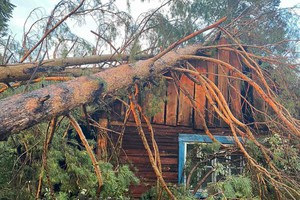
[0,16,227,141]
[0,53,152,83]
[0,45,195,140]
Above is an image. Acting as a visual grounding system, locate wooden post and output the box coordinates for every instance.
[96,118,108,161]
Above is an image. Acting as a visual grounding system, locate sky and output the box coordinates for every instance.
[7,0,300,44]
[7,0,162,43]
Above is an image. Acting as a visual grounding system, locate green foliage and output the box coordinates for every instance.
[0,139,18,199]
[139,76,167,117]
[245,140,264,164]
[100,162,139,199]
[184,141,254,199]
[271,66,300,118]
[145,12,204,52]
[184,142,221,187]
[0,0,15,35]
[129,38,142,63]
[245,134,300,199]
[45,133,99,198]
[0,114,139,199]
[141,185,197,200]
[199,141,222,155]
[0,79,57,100]
[169,0,299,48]
[265,134,300,173]
[135,0,297,57]
[246,134,300,174]
[206,175,259,200]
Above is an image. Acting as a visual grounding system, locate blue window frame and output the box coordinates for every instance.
[178,134,239,184]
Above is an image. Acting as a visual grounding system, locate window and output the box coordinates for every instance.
[178,134,244,197]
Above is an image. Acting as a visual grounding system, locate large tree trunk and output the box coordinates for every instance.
[0,54,151,83]
[0,44,201,140]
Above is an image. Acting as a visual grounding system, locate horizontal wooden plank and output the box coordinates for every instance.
[110,120,232,134]
[135,171,178,180]
[121,156,177,165]
[128,185,152,199]
[124,164,177,172]
[122,149,177,157]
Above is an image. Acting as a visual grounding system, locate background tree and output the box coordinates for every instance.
[0,0,15,36]
[0,0,15,63]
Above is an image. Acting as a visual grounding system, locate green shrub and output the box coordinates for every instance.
[0,118,139,199]
[141,184,197,200]
[206,175,259,200]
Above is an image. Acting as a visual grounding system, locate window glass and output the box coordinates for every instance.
[178,134,244,197]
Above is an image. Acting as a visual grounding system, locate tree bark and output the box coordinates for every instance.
[0,44,202,140]
[0,54,152,83]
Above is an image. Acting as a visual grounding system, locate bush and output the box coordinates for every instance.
[0,119,139,199]
[141,184,197,200]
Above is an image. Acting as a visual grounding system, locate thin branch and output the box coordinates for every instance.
[129,91,176,200]
[67,114,103,197]
[20,0,86,63]
[36,117,57,200]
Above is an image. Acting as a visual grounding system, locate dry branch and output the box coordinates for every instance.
[129,92,175,199]
[36,118,57,200]
[179,55,300,136]
[67,114,103,196]
[174,60,300,199]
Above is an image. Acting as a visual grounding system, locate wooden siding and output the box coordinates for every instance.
[110,122,232,198]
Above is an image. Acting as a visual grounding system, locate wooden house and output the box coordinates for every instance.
[100,38,254,198]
